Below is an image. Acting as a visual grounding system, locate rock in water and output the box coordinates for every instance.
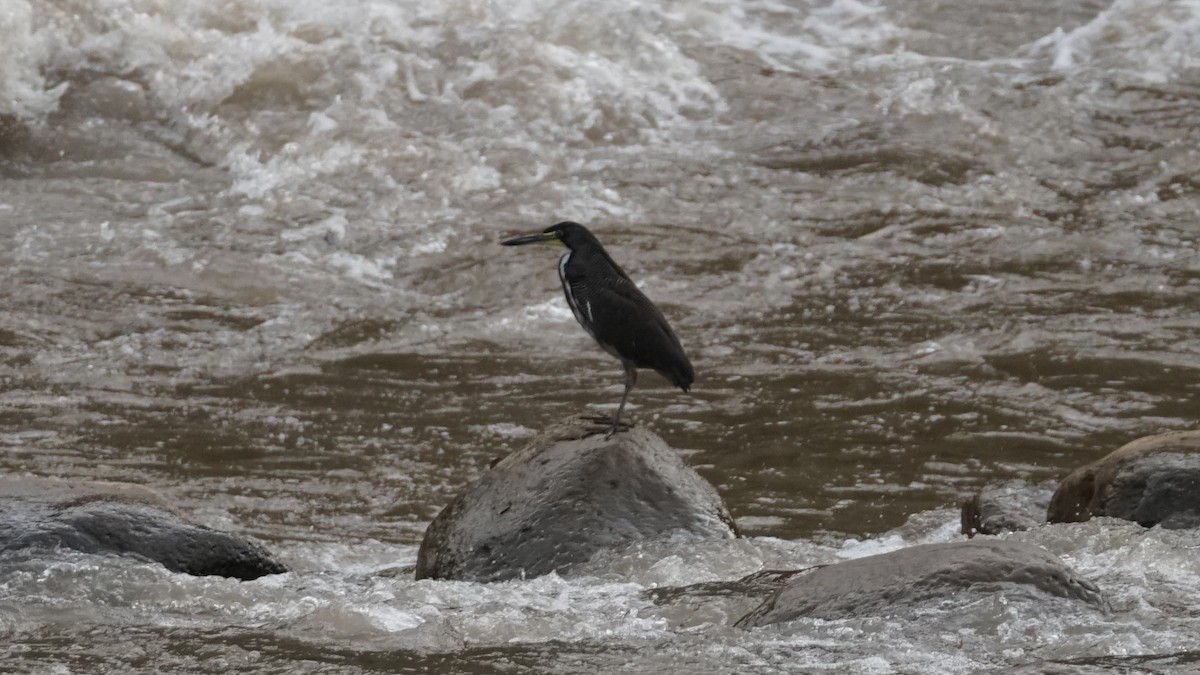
[961,479,1057,537]
[1048,430,1200,528]
[736,539,1102,627]
[0,475,286,580]
[415,416,737,582]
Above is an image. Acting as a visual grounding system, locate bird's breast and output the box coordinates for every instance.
[558,251,597,339]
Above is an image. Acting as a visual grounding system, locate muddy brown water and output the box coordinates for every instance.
[2,0,1199,672]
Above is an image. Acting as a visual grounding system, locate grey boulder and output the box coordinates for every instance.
[1048,430,1200,528]
[415,416,737,582]
[962,479,1057,537]
[0,475,285,580]
[736,538,1102,627]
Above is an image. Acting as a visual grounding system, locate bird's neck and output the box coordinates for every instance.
[561,245,628,283]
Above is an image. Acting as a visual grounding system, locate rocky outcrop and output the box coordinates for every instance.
[415,416,737,583]
[735,539,1102,628]
[961,480,1057,537]
[0,475,286,580]
[1048,430,1200,528]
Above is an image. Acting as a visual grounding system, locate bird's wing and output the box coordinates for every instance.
[578,278,694,390]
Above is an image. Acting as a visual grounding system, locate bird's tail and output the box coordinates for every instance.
[669,359,695,392]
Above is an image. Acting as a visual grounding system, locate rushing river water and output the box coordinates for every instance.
[2,0,1199,672]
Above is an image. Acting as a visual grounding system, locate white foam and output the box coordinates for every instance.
[522,298,575,323]
[467,422,536,439]
[6,0,734,248]
[0,0,67,120]
[324,251,394,283]
[677,0,901,72]
[1021,0,1200,77]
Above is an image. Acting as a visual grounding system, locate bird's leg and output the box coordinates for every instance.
[605,363,637,439]
[582,364,635,438]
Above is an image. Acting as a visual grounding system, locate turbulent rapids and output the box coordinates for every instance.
[2,0,1199,672]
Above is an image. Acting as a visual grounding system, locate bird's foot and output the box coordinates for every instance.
[581,415,632,439]
[602,425,626,440]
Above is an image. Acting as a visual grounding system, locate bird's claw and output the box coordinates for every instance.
[580,415,632,439]
[602,426,628,440]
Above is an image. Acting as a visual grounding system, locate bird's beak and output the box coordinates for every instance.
[501,231,561,246]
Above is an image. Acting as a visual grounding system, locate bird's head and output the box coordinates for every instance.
[501,222,595,250]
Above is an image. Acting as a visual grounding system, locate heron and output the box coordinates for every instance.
[501,221,694,437]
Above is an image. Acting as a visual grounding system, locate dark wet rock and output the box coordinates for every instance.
[415,416,737,583]
[962,479,1057,537]
[649,568,808,605]
[1048,430,1200,528]
[646,568,817,628]
[0,475,286,580]
[735,539,1102,628]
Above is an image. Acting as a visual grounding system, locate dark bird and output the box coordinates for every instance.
[501,221,694,436]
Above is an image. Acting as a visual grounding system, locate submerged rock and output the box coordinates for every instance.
[646,568,813,628]
[0,475,286,580]
[415,416,737,583]
[961,479,1057,537]
[1048,430,1200,528]
[735,539,1102,627]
